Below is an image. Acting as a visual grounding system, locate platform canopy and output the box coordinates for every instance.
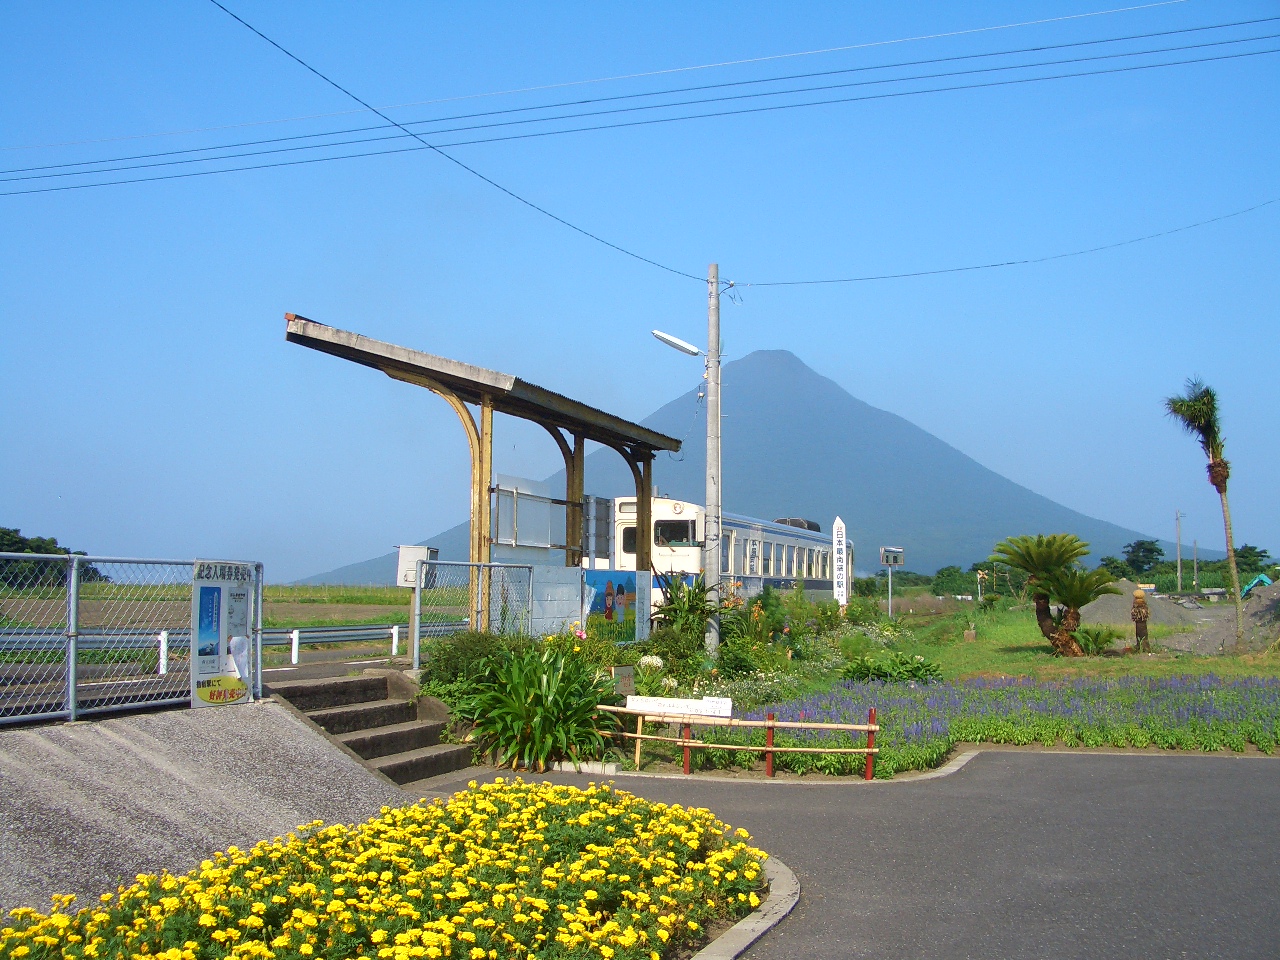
[285,314,678,609]
[287,316,679,456]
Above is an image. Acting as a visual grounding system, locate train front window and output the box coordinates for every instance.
[654,520,696,547]
[621,526,636,554]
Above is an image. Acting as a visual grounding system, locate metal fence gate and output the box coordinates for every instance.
[411,560,533,666]
[0,553,263,726]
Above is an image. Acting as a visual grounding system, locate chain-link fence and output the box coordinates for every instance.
[412,561,533,663]
[0,553,262,725]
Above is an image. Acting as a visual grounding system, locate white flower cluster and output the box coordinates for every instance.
[637,655,665,671]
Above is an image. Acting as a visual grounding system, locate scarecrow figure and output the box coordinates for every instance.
[1131,588,1151,653]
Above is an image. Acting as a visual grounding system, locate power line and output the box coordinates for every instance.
[205,0,702,282]
[4,41,1275,195]
[9,15,1274,179]
[735,197,1280,287]
[1,0,1191,152]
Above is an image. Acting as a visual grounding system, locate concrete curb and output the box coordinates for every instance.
[690,857,799,960]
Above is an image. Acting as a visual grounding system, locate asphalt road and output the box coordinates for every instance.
[515,752,1280,960]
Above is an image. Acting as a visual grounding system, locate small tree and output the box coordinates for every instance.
[1122,539,1165,575]
[991,534,1090,641]
[1038,566,1122,657]
[1097,556,1134,580]
[1165,379,1243,644]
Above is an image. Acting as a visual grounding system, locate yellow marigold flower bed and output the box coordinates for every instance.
[0,779,768,960]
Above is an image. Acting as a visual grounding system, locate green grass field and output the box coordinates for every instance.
[885,595,1280,680]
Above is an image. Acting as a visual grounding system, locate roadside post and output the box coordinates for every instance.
[398,546,431,671]
[880,547,904,618]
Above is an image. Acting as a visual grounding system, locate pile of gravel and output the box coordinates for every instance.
[1197,580,1280,653]
[1080,579,1201,628]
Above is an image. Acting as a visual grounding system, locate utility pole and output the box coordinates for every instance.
[704,263,722,655]
[1176,510,1185,593]
[1193,540,1199,591]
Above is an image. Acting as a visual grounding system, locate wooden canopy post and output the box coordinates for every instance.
[540,425,586,568]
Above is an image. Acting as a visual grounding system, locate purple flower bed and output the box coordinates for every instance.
[692,676,1280,777]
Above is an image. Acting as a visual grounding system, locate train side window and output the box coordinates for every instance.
[762,543,772,575]
[621,526,636,554]
[654,520,696,547]
[821,551,829,579]
[786,545,795,577]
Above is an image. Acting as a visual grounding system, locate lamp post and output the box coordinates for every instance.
[652,263,722,655]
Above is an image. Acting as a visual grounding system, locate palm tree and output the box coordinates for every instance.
[1165,379,1243,645]
[991,534,1090,641]
[1038,566,1121,657]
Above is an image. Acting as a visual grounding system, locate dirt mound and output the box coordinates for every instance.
[1080,579,1200,627]
[1196,580,1280,653]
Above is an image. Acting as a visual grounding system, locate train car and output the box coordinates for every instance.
[603,496,849,595]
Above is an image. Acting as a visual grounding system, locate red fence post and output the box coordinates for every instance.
[766,712,775,778]
[864,707,877,781]
[683,721,692,775]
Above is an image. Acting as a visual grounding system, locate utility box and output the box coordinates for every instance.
[396,545,439,588]
[880,546,905,567]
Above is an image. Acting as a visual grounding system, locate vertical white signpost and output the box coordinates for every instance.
[190,560,255,708]
[832,517,848,609]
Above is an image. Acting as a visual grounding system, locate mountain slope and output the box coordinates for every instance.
[302,349,1194,582]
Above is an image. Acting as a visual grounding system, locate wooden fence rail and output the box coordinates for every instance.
[597,704,880,779]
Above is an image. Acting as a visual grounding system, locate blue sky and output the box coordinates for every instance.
[2,1,1277,582]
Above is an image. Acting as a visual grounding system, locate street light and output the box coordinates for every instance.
[651,263,723,655]
[651,330,701,356]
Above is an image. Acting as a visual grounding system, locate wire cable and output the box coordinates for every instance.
[204,0,702,282]
[4,41,1273,196]
[0,0,1191,152]
[8,14,1274,178]
[735,197,1280,286]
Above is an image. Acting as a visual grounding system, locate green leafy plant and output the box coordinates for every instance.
[460,648,619,772]
[1072,624,1122,656]
[841,651,942,683]
[652,572,717,641]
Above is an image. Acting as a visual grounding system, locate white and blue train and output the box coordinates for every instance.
[585,495,849,594]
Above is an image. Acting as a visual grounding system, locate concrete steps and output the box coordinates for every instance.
[268,672,471,787]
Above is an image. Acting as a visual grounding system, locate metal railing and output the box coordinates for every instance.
[0,553,262,726]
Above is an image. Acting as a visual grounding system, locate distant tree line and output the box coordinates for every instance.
[0,528,107,588]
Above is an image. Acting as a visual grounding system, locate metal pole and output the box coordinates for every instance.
[412,559,423,671]
[1193,540,1199,591]
[887,565,893,619]
[705,262,722,655]
[254,563,264,699]
[66,556,80,721]
[1176,511,1184,593]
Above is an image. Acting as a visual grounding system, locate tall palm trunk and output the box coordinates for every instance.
[1032,592,1056,641]
[1217,485,1244,645]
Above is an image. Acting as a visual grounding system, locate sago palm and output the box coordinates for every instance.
[991,534,1090,640]
[1038,566,1121,657]
[1165,379,1243,645]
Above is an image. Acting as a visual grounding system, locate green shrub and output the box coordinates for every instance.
[640,624,707,679]
[1072,625,1122,656]
[420,630,531,684]
[841,651,942,684]
[459,648,619,772]
[653,572,716,639]
[842,596,880,625]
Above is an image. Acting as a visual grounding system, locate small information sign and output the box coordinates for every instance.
[625,695,732,718]
[190,560,254,708]
[610,665,635,696]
